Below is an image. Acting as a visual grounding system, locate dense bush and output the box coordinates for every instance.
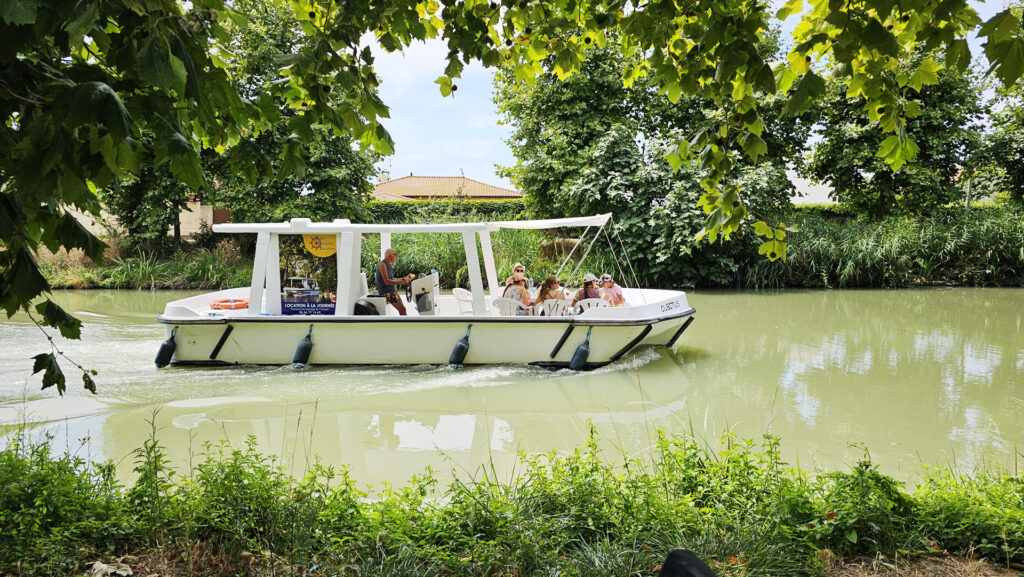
[39,244,253,290]
[2,427,1023,576]
[0,433,129,575]
[752,206,1024,289]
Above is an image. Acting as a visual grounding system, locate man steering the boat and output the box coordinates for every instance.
[376,248,415,315]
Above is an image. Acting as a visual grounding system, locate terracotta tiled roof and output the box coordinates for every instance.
[372,176,521,200]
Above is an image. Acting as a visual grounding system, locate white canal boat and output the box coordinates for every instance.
[155,214,696,370]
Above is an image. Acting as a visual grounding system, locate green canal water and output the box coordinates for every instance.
[1,288,1022,487]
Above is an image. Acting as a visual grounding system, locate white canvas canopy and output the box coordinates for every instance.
[212,215,615,317]
[212,214,611,235]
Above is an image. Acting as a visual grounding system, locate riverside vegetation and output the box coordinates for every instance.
[2,423,1022,577]
[39,200,1024,292]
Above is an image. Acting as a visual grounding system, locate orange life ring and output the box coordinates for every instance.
[210,298,249,310]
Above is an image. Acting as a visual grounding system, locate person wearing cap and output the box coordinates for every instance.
[599,273,627,306]
[571,273,602,306]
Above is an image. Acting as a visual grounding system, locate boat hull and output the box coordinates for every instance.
[157,309,695,369]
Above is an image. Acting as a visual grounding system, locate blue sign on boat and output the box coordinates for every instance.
[282,302,336,316]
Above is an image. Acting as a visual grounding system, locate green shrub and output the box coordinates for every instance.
[4,424,1024,575]
[915,469,1024,563]
[797,460,921,557]
[0,432,131,576]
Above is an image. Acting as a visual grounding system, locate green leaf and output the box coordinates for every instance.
[32,353,66,395]
[862,20,900,57]
[35,300,81,340]
[772,62,798,93]
[739,132,768,161]
[877,135,900,159]
[845,529,858,544]
[775,0,803,19]
[753,64,776,94]
[157,133,206,191]
[0,0,40,25]
[907,58,941,92]
[985,37,1024,87]
[864,0,896,20]
[665,152,683,171]
[54,212,104,263]
[58,82,133,142]
[0,192,27,242]
[8,248,49,303]
[434,76,453,97]
[753,221,773,237]
[783,71,825,116]
[757,239,787,260]
[65,2,99,47]
[945,39,970,72]
[979,10,1021,44]
[482,49,502,68]
[876,133,919,171]
[138,34,187,95]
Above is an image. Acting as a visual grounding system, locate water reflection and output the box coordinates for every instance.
[1,288,1022,487]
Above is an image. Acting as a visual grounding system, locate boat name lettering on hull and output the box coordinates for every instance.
[660,300,681,313]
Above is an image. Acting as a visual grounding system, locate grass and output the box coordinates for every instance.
[2,423,1023,577]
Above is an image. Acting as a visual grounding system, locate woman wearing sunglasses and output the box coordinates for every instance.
[504,262,527,287]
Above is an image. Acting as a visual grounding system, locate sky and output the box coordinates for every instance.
[371,42,516,189]
[369,0,1011,191]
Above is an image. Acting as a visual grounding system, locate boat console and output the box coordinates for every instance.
[409,270,440,316]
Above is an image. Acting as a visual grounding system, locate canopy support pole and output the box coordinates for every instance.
[264,233,281,315]
[478,230,500,298]
[248,232,269,316]
[336,231,360,316]
[380,232,391,261]
[462,232,487,315]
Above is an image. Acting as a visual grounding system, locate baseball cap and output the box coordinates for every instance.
[583,273,598,283]
[600,273,613,283]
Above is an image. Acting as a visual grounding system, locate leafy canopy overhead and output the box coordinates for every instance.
[1,0,1021,393]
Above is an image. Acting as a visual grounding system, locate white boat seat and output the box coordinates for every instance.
[492,297,532,317]
[537,300,572,317]
[575,298,609,314]
[452,287,475,316]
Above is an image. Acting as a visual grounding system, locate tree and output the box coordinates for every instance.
[984,84,1024,205]
[2,0,1023,393]
[805,54,986,216]
[494,42,804,284]
[99,143,192,253]
[97,0,379,252]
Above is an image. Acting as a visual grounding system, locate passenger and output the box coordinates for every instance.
[375,248,415,316]
[534,275,568,316]
[505,262,527,287]
[536,275,566,304]
[502,270,532,315]
[571,273,601,306]
[599,273,628,306]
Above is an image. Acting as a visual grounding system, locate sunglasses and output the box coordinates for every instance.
[514,268,524,273]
